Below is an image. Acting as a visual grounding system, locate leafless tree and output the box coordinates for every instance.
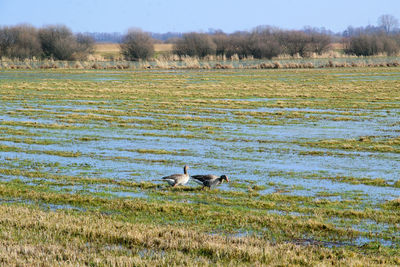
[344,34,399,56]
[120,30,154,61]
[75,33,95,60]
[224,31,252,59]
[0,25,42,59]
[249,28,281,59]
[212,32,230,56]
[276,31,312,57]
[0,26,16,58]
[378,14,399,34]
[173,32,216,58]
[309,33,331,54]
[39,25,81,60]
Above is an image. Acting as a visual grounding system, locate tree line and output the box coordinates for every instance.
[120,27,332,61]
[173,27,332,59]
[1,14,399,61]
[0,24,94,60]
[122,29,400,61]
[120,14,400,60]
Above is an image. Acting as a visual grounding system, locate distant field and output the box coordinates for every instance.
[93,43,121,59]
[154,43,173,51]
[93,43,173,60]
[330,42,345,50]
[94,43,173,54]
[94,43,120,52]
[94,42,343,54]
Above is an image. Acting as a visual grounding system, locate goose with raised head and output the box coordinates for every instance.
[191,174,229,189]
[162,165,190,187]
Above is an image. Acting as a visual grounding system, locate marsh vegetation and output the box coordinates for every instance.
[0,67,399,265]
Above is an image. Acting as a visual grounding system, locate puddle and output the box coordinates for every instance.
[267,209,306,217]
[109,190,148,199]
[0,197,85,212]
[291,238,351,248]
[354,236,396,247]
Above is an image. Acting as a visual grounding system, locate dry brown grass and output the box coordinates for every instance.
[94,43,173,54]
[94,43,120,53]
[330,42,345,51]
[1,205,398,266]
[154,43,173,52]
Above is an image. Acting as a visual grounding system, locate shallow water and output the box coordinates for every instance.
[1,69,400,250]
[1,70,399,199]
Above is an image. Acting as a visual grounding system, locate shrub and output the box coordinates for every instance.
[75,33,95,60]
[38,25,94,60]
[120,30,154,61]
[309,33,331,54]
[248,26,281,59]
[382,37,399,55]
[212,32,230,57]
[39,25,76,60]
[344,34,399,56]
[249,34,281,59]
[173,33,216,58]
[0,25,42,59]
[224,32,252,59]
[276,31,313,57]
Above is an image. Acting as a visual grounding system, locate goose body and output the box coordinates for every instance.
[191,174,229,188]
[162,165,190,187]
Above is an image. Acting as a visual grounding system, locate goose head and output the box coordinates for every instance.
[220,175,229,182]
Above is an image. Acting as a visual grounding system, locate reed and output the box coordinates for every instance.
[1,57,400,70]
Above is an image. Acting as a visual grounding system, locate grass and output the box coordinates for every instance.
[0,67,399,265]
[300,136,400,153]
[269,171,399,188]
[0,179,399,265]
[2,205,398,266]
[120,148,191,156]
[2,50,400,70]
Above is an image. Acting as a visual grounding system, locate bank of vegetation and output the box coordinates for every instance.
[1,15,400,69]
[0,24,94,60]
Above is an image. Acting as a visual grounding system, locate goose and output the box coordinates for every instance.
[162,165,190,187]
[191,174,229,189]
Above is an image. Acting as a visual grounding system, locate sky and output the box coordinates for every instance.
[0,0,399,33]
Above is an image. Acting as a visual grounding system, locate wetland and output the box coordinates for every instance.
[0,67,399,265]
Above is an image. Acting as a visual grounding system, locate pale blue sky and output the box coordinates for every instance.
[0,0,399,33]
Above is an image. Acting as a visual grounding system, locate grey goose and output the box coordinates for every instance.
[162,165,190,187]
[191,174,229,189]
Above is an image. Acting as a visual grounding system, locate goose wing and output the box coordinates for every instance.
[162,173,183,182]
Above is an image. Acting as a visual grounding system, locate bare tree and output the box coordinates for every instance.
[120,30,154,61]
[344,34,400,56]
[0,25,42,59]
[39,25,79,60]
[276,31,312,57]
[75,33,95,60]
[378,14,399,34]
[0,26,16,58]
[225,31,252,59]
[249,28,281,59]
[173,32,216,58]
[212,32,230,56]
[309,33,331,54]
[1,24,95,60]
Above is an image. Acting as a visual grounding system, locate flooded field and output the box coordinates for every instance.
[0,68,399,265]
